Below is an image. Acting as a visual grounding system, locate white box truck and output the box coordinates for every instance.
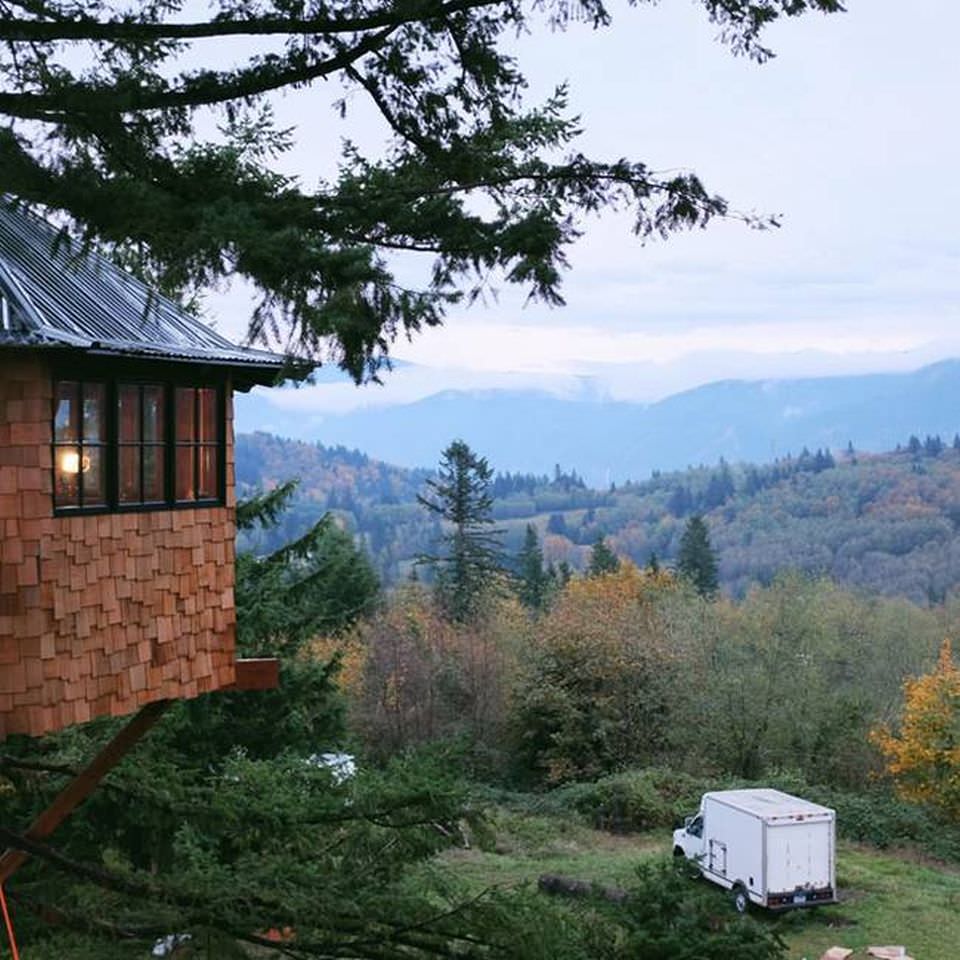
[672,788,836,912]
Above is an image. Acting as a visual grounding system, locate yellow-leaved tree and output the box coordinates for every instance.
[872,639,960,820]
[510,562,685,784]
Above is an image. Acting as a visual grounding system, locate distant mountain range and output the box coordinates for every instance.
[235,359,960,484]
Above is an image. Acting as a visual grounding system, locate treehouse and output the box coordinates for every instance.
[0,200,306,743]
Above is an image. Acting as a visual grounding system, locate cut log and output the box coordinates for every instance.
[537,874,629,903]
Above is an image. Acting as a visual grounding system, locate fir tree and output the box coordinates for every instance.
[588,535,620,577]
[676,514,719,598]
[516,523,549,611]
[417,440,503,622]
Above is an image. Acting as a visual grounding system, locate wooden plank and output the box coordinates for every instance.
[227,658,280,691]
[0,698,170,884]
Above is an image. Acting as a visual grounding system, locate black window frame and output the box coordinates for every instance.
[52,379,109,511]
[51,367,227,516]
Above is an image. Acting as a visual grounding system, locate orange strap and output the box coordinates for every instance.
[0,884,20,960]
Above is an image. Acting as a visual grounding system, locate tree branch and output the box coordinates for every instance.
[0,0,506,44]
[0,26,399,120]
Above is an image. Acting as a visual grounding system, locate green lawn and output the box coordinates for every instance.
[434,809,960,960]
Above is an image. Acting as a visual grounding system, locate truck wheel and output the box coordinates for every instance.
[732,884,749,914]
[673,846,685,858]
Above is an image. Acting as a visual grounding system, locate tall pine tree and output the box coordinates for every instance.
[417,440,503,622]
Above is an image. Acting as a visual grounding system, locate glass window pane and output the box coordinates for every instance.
[143,385,165,443]
[198,388,217,443]
[198,446,218,499]
[82,383,105,442]
[175,446,195,501]
[82,447,106,507]
[54,382,79,441]
[175,388,195,442]
[118,385,139,443]
[143,445,165,502]
[54,445,80,506]
[118,446,141,503]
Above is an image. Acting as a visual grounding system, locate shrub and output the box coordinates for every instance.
[551,768,710,833]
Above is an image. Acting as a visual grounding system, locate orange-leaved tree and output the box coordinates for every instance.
[871,639,960,820]
[510,562,683,783]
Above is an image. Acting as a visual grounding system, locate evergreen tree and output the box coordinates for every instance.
[0,2,842,379]
[417,440,503,622]
[516,523,549,611]
[546,512,569,536]
[647,552,661,574]
[668,483,693,517]
[588,535,620,577]
[676,515,719,598]
[178,479,379,765]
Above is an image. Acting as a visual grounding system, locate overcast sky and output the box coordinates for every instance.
[208,0,960,414]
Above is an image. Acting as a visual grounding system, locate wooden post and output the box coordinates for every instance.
[0,699,170,884]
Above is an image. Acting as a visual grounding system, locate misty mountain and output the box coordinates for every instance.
[235,359,960,484]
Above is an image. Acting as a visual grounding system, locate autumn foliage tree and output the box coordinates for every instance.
[510,563,683,783]
[352,585,526,762]
[872,639,960,820]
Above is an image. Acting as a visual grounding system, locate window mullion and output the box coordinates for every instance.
[108,379,117,509]
[193,387,199,503]
[138,384,145,504]
[77,380,85,509]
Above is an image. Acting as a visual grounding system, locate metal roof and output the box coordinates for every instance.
[0,200,308,384]
[705,789,835,822]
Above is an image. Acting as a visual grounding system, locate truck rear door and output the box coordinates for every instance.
[766,819,833,901]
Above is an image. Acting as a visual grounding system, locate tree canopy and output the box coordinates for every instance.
[872,639,960,821]
[0,0,843,380]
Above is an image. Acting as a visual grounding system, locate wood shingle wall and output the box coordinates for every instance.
[0,355,238,739]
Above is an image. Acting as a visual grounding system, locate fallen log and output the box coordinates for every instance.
[537,874,630,903]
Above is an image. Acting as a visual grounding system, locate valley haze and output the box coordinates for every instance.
[235,358,960,485]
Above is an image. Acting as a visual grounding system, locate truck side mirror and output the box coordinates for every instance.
[684,815,693,828]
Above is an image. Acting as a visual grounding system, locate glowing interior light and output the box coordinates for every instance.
[60,451,90,474]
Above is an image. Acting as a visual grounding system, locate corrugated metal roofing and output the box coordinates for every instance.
[0,199,303,379]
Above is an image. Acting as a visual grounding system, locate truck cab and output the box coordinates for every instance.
[673,811,705,862]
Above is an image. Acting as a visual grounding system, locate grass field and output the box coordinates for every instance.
[435,808,960,960]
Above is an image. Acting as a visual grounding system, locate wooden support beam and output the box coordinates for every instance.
[0,698,170,884]
[227,658,280,691]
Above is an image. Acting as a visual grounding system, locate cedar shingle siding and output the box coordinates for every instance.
[0,355,238,739]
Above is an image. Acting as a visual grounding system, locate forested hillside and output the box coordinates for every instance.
[237,431,960,604]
